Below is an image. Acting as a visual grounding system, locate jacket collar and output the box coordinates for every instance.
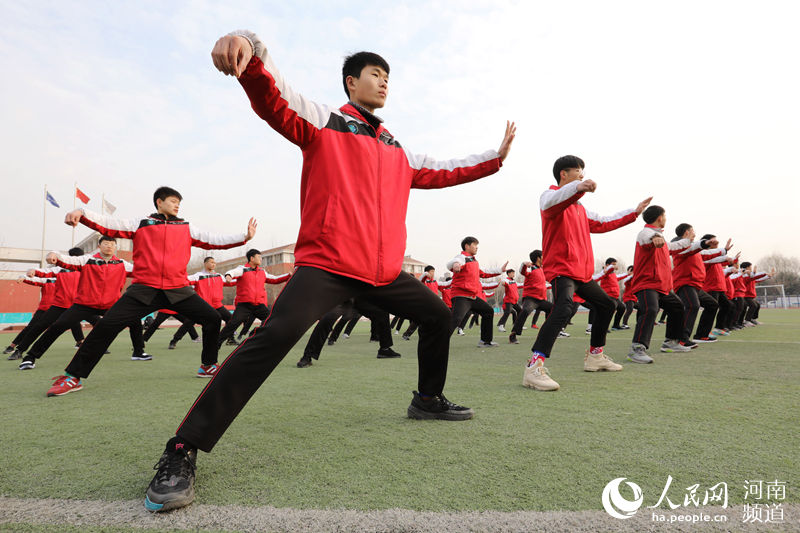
[341,102,384,131]
[149,212,184,222]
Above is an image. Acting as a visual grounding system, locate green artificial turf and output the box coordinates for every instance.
[0,309,797,512]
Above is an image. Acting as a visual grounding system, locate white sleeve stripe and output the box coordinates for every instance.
[403,149,498,172]
[82,209,139,233]
[539,181,581,211]
[585,207,636,224]
[189,225,247,247]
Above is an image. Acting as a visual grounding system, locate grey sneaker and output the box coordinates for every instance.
[627,343,653,364]
[660,339,691,353]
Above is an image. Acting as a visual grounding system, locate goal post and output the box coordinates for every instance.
[756,284,786,309]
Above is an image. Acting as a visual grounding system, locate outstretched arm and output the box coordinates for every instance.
[189,219,253,250]
[64,208,138,239]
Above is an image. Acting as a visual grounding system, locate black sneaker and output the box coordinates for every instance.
[18,357,35,370]
[3,345,15,355]
[327,338,335,346]
[168,341,177,350]
[143,316,154,329]
[509,333,519,344]
[132,352,153,361]
[407,391,474,421]
[225,338,240,346]
[297,356,313,368]
[144,439,196,512]
[74,340,83,348]
[401,335,411,341]
[377,347,401,359]
[7,349,22,361]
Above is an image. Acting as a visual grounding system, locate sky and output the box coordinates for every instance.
[1,0,799,274]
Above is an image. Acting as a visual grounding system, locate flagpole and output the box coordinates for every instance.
[72,181,77,247]
[41,185,48,267]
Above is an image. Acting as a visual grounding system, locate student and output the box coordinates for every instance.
[447,237,505,347]
[497,269,522,332]
[592,258,627,331]
[327,309,361,344]
[509,250,552,344]
[19,237,145,369]
[620,265,636,329]
[627,206,696,364]
[523,155,650,391]
[216,249,291,346]
[143,309,197,347]
[169,257,238,349]
[45,186,255,396]
[402,266,439,340]
[671,224,728,343]
[739,262,773,325]
[5,254,61,358]
[144,30,516,513]
[8,249,86,359]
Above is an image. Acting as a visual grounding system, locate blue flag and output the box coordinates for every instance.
[45,191,60,208]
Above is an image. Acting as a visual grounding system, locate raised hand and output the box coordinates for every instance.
[452,263,463,272]
[636,196,653,215]
[652,235,665,248]
[497,121,517,163]
[246,218,258,241]
[211,35,254,77]
[577,179,597,193]
[725,238,733,251]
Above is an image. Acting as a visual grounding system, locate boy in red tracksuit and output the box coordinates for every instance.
[216,249,291,347]
[523,155,651,392]
[627,206,696,364]
[10,248,86,359]
[46,186,255,397]
[144,30,517,514]
[509,250,553,344]
[447,236,506,347]
[19,236,145,370]
[738,262,773,325]
[497,269,521,332]
[620,265,636,328]
[5,253,60,358]
[592,257,627,330]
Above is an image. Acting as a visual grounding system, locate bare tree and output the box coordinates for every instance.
[757,253,800,293]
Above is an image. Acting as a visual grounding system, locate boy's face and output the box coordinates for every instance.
[464,242,479,255]
[347,65,388,111]
[608,261,617,270]
[157,196,181,217]
[99,239,117,256]
[559,167,584,186]
[249,254,262,266]
[426,269,435,279]
[507,270,515,278]
[205,259,216,272]
[534,256,542,267]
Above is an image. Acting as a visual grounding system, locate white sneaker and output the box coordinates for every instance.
[457,328,465,336]
[343,333,350,339]
[660,339,691,353]
[497,325,506,332]
[558,330,570,338]
[522,326,528,330]
[585,326,592,335]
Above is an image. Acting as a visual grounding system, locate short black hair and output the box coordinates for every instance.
[246,249,261,261]
[642,205,665,224]
[506,269,515,275]
[530,250,542,263]
[461,236,479,250]
[342,52,390,98]
[153,186,182,208]
[552,155,585,183]
[204,257,215,263]
[98,236,116,244]
[605,257,616,265]
[68,247,83,257]
[627,265,634,271]
[741,261,752,269]
[675,223,693,238]
[424,265,435,272]
[701,233,716,241]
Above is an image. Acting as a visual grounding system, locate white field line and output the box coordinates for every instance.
[1,497,799,533]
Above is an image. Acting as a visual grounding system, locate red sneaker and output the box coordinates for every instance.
[197,364,219,378]
[531,324,539,329]
[47,375,83,397]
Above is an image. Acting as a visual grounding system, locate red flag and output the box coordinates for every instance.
[76,187,90,204]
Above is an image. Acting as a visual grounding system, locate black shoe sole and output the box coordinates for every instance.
[407,404,474,421]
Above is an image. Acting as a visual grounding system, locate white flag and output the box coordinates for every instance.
[103,198,117,214]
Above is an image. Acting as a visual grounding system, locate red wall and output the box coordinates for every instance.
[0,280,42,313]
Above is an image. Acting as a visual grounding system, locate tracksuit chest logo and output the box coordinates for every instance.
[347,122,359,134]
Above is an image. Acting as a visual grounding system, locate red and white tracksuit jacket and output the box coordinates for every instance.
[225,265,291,306]
[438,282,452,307]
[724,267,737,299]
[33,266,80,308]
[621,273,636,302]
[446,252,502,299]
[592,264,625,298]
[630,225,692,295]
[22,276,57,311]
[54,251,133,309]
[420,273,440,295]
[502,276,520,305]
[77,209,247,290]
[702,252,733,293]
[188,270,236,308]
[671,243,726,290]
[539,181,639,283]
[520,263,548,300]
[743,271,770,298]
[231,29,502,287]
